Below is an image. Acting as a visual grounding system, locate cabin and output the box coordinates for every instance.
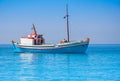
[20,24,45,45]
[20,34,45,45]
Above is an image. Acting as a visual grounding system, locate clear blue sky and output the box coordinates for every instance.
[0,0,120,44]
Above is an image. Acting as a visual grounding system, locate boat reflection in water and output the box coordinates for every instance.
[18,53,88,80]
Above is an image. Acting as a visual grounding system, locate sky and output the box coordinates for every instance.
[0,0,120,44]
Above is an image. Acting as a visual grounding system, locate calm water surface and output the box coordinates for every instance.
[0,44,120,81]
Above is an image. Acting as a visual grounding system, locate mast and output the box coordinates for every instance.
[32,24,37,36]
[66,4,70,42]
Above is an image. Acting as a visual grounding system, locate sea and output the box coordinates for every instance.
[0,44,120,81]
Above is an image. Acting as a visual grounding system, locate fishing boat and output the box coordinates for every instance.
[12,4,90,53]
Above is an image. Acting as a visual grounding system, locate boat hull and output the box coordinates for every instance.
[12,42,89,53]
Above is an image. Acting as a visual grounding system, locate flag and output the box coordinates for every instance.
[63,15,66,19]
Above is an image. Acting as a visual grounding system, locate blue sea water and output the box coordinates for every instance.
[0,44,120,81]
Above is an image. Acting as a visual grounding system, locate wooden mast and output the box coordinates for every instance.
[66,4,70,42]
[32,24,37,36]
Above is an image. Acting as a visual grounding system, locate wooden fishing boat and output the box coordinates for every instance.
[12,4,90,53]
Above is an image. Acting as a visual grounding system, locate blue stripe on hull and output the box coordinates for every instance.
[13,43,89,53]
